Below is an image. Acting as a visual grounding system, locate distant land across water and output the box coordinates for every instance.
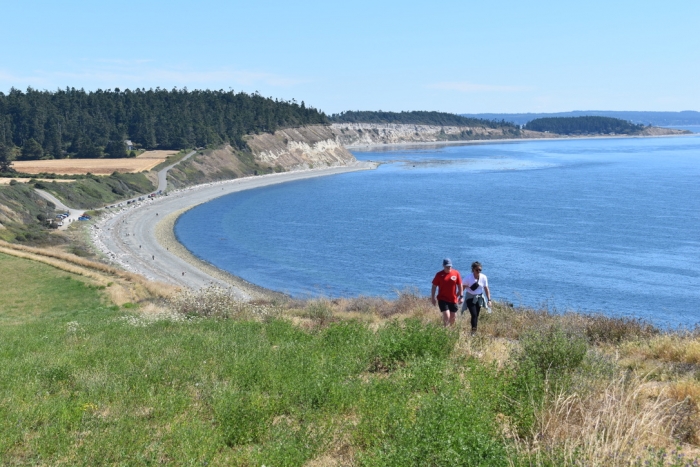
[461,111,700,127]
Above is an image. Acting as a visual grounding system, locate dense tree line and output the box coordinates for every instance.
[329,110,517,129]
[0,88,328,160]
[524,116,645,135]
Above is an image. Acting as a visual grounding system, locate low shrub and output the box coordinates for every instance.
[477,303,556,339]
[342,295,391,315]
[583,313,658,343]
[371,318,457,370]
[169,285,233,317]
[168,285,275,318]
[302,299,335,325]
[518,324,588,379]
[387,288,432,317]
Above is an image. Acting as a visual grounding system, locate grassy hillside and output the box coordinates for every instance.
[166,145,277,189]
[0,172,155,246]
[1,251,699,466]
[0,183,61,244]
[38,172,156,209]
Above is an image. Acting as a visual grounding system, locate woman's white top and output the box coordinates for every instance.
[464,273,488,297]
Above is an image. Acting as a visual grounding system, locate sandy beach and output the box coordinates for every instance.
[92,162,376,299]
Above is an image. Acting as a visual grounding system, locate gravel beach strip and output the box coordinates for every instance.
[92,162,376,299]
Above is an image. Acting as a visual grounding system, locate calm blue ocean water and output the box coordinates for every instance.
[176,135,700,327]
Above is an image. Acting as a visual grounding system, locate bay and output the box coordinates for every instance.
[175,135,700,327]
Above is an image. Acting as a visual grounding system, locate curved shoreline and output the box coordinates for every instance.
[344,131,697,150]
[154,205,286,299]
[92,162,377,299]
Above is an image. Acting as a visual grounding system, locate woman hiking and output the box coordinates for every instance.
[462,261,492,334]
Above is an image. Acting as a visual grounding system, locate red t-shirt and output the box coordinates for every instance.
[432,269,462,303]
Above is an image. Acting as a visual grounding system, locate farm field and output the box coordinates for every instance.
[134,150,178,159]
[12,151,177,175]
[0,178,75,184]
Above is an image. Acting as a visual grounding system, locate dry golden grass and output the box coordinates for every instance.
[669,380,700,406]
[136,150,178,159]
[13,157,167,175]
[621,334,700,365]
[511,376,698,466]
[0,178,75,184]
[453,331,516,367]
[668,380,700,446]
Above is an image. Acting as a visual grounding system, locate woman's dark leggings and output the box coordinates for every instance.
[465,298,481,330]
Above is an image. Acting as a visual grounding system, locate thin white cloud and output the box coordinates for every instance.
[428,81,531,93]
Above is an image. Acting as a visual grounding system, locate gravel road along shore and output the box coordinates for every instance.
[92,162,376,299]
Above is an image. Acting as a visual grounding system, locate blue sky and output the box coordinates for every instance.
[2,0,698,114]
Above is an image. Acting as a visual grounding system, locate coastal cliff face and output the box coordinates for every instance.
[165,122,689,189]
[329,122,687,146]
[245,126,356,170]
[166,126,357,188]
[330,123,531,146]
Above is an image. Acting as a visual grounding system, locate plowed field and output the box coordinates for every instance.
[12,151,176,175]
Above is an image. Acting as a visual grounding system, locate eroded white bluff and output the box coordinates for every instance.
[245,123,688,171]
[245,126,356,170]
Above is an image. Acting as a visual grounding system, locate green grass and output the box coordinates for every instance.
[0,312,514,465]
[3,254,698,465]
[0,253,105,325]
[0,184,59,244]
[150,149,193,173]
[0,254,527,466]
[41,172,155,209]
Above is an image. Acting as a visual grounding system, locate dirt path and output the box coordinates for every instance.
[34,189,84,230]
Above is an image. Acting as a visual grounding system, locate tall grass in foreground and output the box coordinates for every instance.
[2,274,699,465]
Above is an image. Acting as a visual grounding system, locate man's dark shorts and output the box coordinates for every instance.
[438,300,459,313]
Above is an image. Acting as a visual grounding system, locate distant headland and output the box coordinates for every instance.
[460,110,700,127]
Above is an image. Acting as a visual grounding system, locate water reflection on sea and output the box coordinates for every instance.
[176,135,700,328]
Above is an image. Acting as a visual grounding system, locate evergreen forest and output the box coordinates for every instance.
[0,88,328,160]
[329,110,516,129]
[524,116,645,135]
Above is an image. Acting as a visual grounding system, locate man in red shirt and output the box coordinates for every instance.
[431,258,463,327]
